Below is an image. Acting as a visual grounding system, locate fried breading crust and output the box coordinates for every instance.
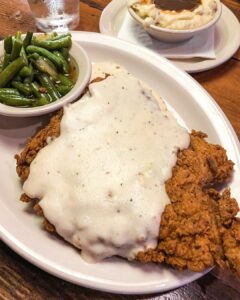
[15,109,63,182]
[15,113,240,275]
[136,132,240,276]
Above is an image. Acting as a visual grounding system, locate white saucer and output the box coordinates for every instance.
[100,0,240,73]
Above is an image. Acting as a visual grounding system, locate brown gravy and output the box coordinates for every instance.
[154,0,201,11]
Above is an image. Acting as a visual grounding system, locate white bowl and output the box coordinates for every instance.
[128,2,222,43]
[0,38,92,117]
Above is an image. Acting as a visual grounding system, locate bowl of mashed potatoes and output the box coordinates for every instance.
[128,0,222,42]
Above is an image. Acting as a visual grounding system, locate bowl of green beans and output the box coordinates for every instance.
[0,32,92,117]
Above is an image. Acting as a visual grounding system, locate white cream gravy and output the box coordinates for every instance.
[23,69,190,262]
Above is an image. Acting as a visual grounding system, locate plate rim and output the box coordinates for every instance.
[1,31,240,295]
[99,0,240,73]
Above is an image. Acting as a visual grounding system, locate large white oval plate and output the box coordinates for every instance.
[0,32,239,295]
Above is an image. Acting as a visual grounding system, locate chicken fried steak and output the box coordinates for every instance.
[15,79,239,275]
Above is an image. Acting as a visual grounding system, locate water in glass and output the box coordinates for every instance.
[28,0,80,32]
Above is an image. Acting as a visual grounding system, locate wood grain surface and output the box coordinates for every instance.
[0,0,240,299]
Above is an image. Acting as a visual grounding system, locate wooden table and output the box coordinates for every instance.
[0,1,239,299]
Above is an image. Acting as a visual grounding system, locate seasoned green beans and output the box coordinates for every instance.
[30,82,50,103]
[26,45,63,69]
[31,56,58,80]
[4,36,13,54]
[0,88,20,96]
[0,94,35,106]
[38,74,61,101]
[0,57,26,87]
[32,35,72,50]
[11,32,23,61]
[30,81,42,98]
[2,53,11,69]
[0,32,76,107]
[19,65,32,77]
[60,47,69,60]
[58,74,73,86]
[53,51,69,74]
[11,81,32,96]
[23,32,33,48]
[56,84,72,96]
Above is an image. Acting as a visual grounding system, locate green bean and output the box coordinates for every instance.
[44,93,53,102]
[27,53,40,60]
[10,38,23,61]
[24,75,33,84]
[30,81,41,98]
[31,35,72,50]
[2,53,11,69]
[19,65,32,77]
[0,88,20,95]
[20,47,28,64]
[31,56,58,80]
[39,32,57,41]
[58,73,73,86]
[51,32,58,39]
[37,74,61,101]
[15,31,22,40]
[30,81,49,102]
[26,45,63,69]
[56,84,72,96]
[56,72,74,96]
[60,47,69,60]
[31,97,49,107]
[51,33,71,41]
[11,81,32,96]
[53,51,69,73]
[4,36,13,54]
[44,93,52,102]
[23,32,33,48]
[0,94,35,107]
[31,69,41,82]
[42,56,57,70]
[0,57,26,87]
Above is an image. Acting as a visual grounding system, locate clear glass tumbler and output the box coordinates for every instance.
[28,0,80,33]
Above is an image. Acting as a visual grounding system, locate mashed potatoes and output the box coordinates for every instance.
[128,0,219,30]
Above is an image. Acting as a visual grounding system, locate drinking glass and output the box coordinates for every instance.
[27,0,80,32]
